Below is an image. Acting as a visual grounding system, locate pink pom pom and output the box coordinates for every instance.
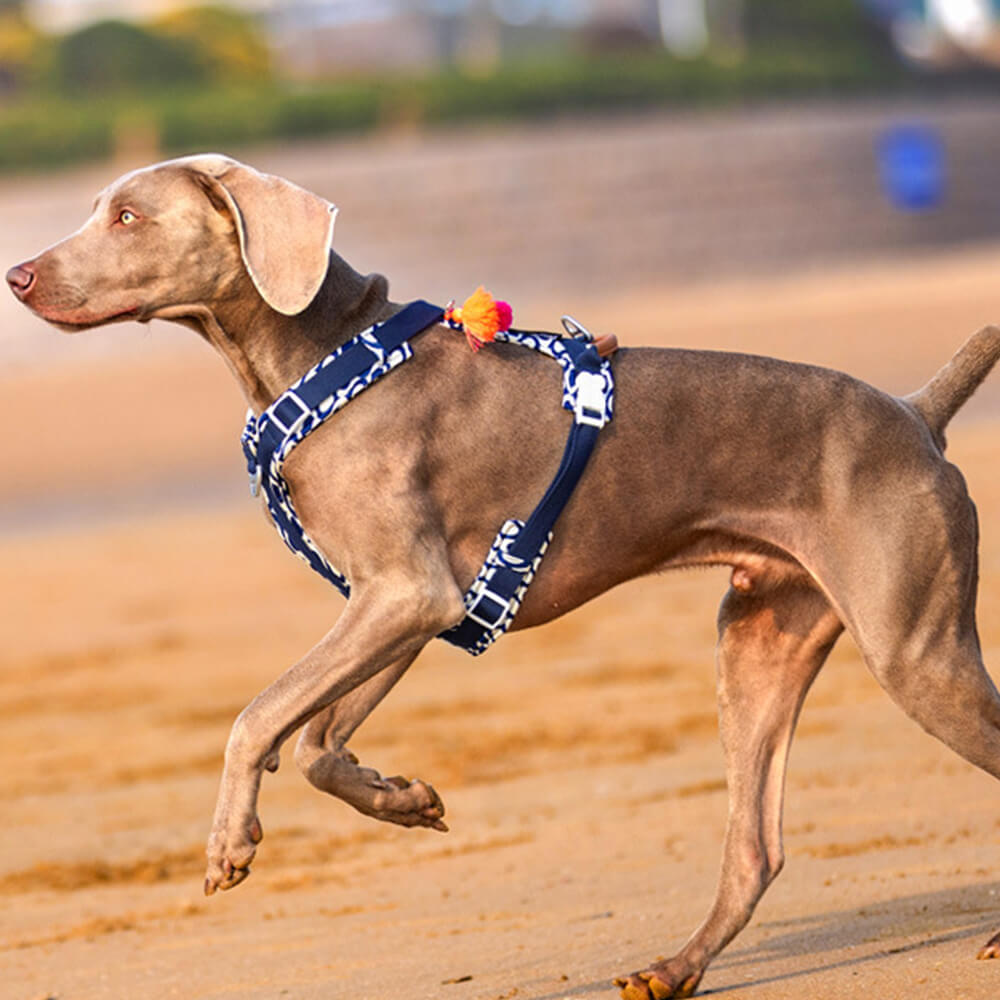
[495,300,513,332]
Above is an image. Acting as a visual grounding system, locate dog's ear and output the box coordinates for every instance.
[178,154,338,316]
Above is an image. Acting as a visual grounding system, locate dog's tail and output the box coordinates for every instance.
[906,324,1000,441]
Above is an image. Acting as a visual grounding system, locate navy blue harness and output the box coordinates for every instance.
[241,300,615,655]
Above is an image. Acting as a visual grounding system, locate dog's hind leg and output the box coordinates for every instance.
[616,577,843,1000]
[293,651,448,831]
[827,486,1000,959]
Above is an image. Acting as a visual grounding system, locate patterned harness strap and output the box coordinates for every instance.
[241,300,615,656]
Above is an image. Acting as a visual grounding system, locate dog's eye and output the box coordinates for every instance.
[117,209,139,226]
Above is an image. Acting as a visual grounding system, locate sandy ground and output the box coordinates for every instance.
[4,161,1000,1000]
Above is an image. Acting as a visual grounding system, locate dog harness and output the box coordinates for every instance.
[240,300,615,656]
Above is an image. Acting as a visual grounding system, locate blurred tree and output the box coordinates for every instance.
[52,19,207,95]
[0,3,47,95]
[153,5,272,84]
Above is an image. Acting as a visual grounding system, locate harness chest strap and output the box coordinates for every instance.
[241,300,615,656]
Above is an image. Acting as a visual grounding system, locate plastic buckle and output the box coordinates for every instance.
[573,370,609,428]
[268,389,311,437]
[249,465,263,497]
[465,586,512,630]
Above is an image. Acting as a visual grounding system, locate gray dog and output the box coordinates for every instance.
[7,155,1000,999]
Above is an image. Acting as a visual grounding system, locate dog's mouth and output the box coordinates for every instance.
[44,306,143,332]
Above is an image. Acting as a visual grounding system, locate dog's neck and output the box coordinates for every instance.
[184,250,398,411]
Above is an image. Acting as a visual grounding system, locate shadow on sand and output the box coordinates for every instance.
[706,879,999,994]
[535,880,1000,999]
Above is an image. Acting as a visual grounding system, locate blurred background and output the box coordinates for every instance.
[4,2,1000,333]
[7,7,1000,999]
[4,1,1000,508]
[4,2,1000,355]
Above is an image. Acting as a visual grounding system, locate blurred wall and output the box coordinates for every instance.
[240,96,1000,304]
[4,95,1000,367]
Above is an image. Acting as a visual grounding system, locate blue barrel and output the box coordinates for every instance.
[877,124,946,211]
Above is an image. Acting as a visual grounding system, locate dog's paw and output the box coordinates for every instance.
[299,746,448,831]
[613,964,701,1000]
[204,814,263,896]
[370,774,448,831]
[978,930,1000,960]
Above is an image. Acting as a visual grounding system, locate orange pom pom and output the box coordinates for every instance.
[445,286,513,351]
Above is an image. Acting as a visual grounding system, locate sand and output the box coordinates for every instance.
[3,168,1000,1000]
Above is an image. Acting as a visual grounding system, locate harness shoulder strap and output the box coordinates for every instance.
[272,299,444,419]
[243,301,445,596]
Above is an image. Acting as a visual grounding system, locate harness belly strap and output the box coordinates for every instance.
[240,300,615,656]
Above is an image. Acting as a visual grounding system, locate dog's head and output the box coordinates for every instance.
[5,154,338,330]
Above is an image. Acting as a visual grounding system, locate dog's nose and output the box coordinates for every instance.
[6,263,36,300]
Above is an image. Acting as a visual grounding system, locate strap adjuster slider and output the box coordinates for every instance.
[269,390,311,437]
[465,587,512,630]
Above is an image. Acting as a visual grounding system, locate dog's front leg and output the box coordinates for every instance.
[204,572,464,895]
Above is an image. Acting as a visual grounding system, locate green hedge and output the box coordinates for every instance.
[158,84,382,153]
[0,46,941,174]
[396,45,914,125]
[0,98,113,170]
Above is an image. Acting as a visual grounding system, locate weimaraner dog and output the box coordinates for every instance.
[7,154,1000,998]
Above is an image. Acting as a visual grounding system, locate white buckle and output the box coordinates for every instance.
[574,370,608,428]
[249,465,263,497]
[269,389,311,437]
[466,586,512,630]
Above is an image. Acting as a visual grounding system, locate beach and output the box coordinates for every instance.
[2,131,1000,1000]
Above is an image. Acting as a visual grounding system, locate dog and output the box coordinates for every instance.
[7,154,1000,999]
